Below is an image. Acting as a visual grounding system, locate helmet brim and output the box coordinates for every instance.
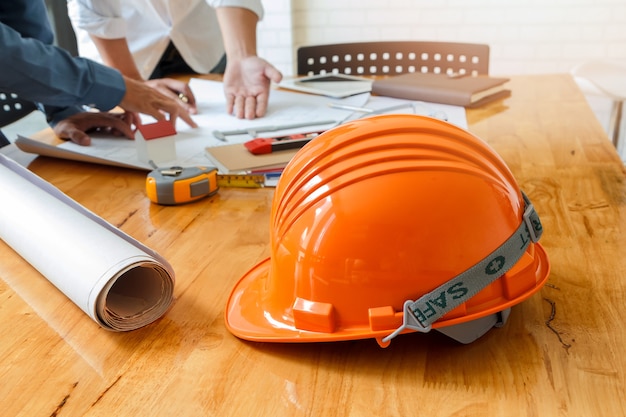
[225,243,551,344]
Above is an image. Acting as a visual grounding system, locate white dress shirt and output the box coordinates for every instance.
[67,0,264,80]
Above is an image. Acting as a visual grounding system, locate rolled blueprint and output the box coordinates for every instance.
[0,154,174,331]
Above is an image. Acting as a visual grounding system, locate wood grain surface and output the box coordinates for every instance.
[1,74,624,416]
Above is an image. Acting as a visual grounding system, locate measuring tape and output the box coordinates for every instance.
[146,166,267,205]
[217,173,265,188]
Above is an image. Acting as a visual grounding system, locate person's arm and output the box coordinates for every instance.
[1,21,124,120]
[215,7,282,119]
[89,35,144,80]
[216,7,259,62]
[1,21,196,132]
[87,34,198,114]
[69,0,197,112]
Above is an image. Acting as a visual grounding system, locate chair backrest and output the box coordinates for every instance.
[297,41,490,77]
[0,92,38,128]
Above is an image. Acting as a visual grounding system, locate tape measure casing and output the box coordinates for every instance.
[147,166,219,205]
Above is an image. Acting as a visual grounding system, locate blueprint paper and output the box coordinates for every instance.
[46,79,369,170]
[0,154,175,331]
[15,78,466,170]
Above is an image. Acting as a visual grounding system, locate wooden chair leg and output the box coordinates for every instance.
[608,100,623,148]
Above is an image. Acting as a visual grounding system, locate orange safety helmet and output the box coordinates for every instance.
[225,114,550,347]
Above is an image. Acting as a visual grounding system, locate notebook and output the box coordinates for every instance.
[371,73,510,107]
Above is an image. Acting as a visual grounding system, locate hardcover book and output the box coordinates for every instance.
[371,73,510,107]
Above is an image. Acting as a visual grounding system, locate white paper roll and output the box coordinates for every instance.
[0,154,174,331]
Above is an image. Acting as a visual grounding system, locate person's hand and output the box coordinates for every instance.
[223,56,283,119]
[120,76,198,128]
[145,78,198,115]
[53,111,137,146]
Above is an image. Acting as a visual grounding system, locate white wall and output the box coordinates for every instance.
[257,0,294,76]
[257,0,626,162]
[259,0,626,77]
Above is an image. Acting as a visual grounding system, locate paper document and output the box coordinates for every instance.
[14,78,467,171]
[15,79,369,170]
[0,154,175,331]
[337,95,468,129]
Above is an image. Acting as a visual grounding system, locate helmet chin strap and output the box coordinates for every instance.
[380,192,543,346]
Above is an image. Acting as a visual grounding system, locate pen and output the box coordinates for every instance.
[328,103,375,113]
[329,102,415,115]
[367,103,416,115]
[213,119,337,141]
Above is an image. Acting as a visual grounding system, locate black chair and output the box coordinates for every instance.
[0,130,10,148]
[0,92,38,148]
[297,41,490,77]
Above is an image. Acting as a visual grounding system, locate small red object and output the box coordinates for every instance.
[245,138,274,155]
[136,120,177,140]
[244,133,320,155]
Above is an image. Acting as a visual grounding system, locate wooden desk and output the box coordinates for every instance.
[1,74,625,416]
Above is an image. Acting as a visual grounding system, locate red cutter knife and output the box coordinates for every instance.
[244,132,322,155]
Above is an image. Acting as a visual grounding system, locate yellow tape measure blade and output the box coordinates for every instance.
[217,174,265,188]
